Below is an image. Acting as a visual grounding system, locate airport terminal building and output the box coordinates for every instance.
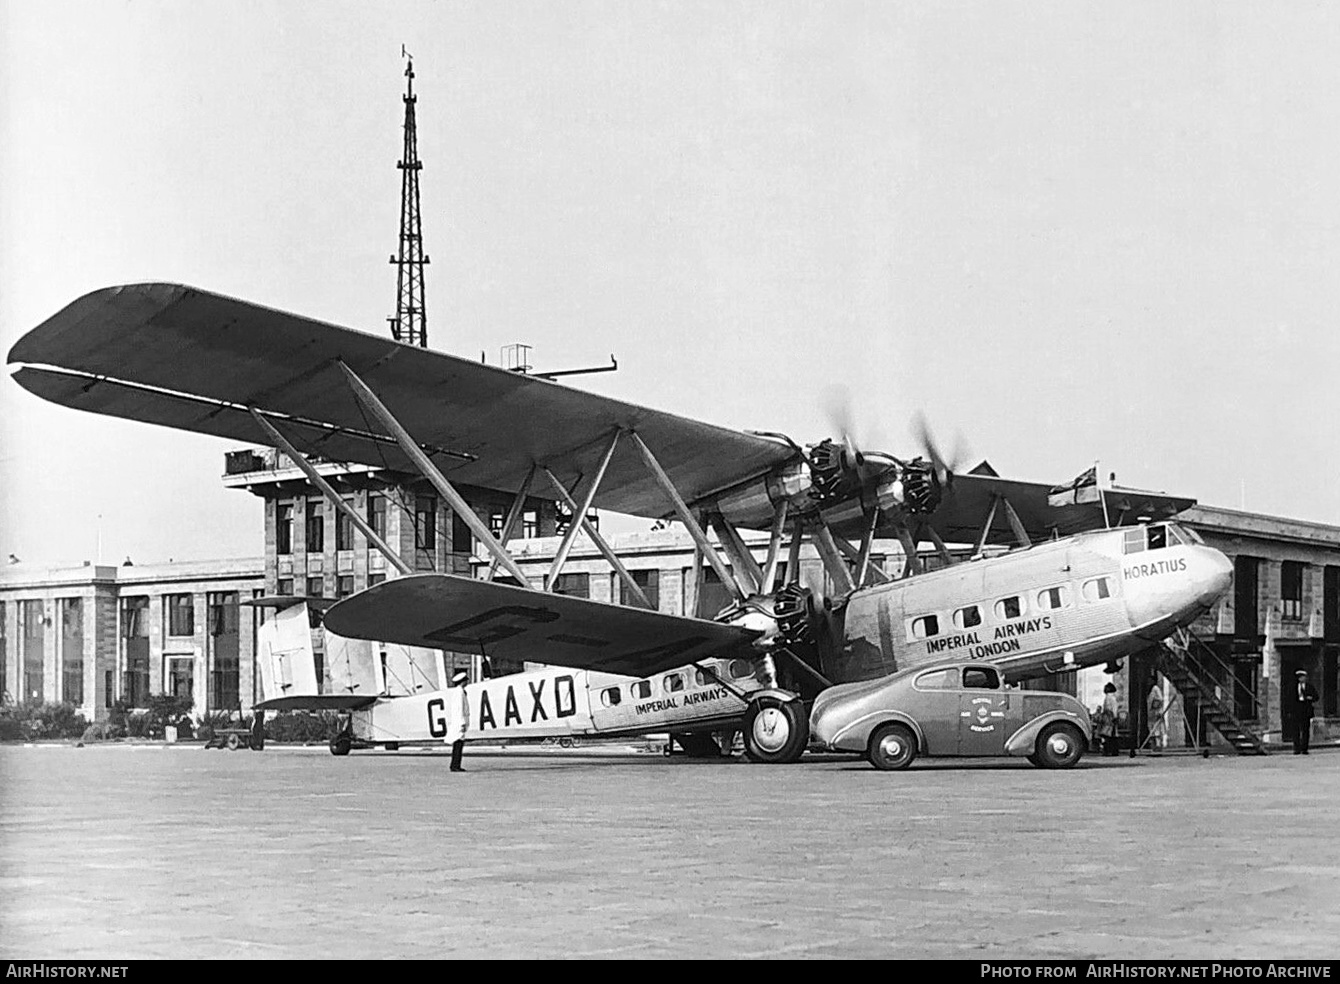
[3,449,1338,750]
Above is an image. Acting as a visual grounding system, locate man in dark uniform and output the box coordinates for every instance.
[1291,669,1318,755]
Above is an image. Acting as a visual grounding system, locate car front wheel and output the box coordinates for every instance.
[1033,722,1085,769]
[868,722,918,771]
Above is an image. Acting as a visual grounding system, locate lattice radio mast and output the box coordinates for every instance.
[388,52,429,348]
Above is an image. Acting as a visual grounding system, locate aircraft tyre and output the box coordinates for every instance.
[1033,722,1085,769]
[743,698,808,764]
[867,722,917,771]
[329,732,353,757]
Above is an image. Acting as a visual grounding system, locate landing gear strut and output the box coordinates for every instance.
[742,696,808,764]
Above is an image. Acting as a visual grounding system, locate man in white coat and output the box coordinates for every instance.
[446,669,470,771]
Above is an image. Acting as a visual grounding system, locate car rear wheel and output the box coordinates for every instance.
[743,698,807,764]
[868,722,917,771]
[1034,722,1084,769]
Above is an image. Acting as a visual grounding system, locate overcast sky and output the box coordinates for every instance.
[4,1,1339,566]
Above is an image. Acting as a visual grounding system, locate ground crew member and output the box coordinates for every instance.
[447,670,470,771]
[1291,669,1318,756]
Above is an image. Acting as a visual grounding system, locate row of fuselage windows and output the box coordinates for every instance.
[908,575,1118,642]
[597,659,755,708]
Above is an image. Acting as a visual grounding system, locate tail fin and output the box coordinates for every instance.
[251,597,378,711]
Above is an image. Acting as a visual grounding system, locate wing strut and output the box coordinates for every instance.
[971,495,1001,560]
[831,527,891,585]
[337,360,534,587]
[486,464,536,582]
[545,430,620,591]
[248,408,413,576]
[629,431,744,604]
[709,513,764,595]
[758,500,790,595]
[810,523,856,596]
[542,467,654,610]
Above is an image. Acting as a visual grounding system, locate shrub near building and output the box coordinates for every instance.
[0,701,89,741]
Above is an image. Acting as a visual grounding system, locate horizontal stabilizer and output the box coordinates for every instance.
[254,694,378,712]
[325,574,759,678]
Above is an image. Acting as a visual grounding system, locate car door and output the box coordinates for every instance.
[958,666,1009,755]
[910,667,961,755]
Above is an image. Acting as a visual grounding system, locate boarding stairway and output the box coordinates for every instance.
[1151,630,1269,756]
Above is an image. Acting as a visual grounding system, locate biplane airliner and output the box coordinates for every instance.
[9,283,1232,762]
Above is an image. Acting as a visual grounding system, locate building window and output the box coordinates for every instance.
[619,570,660,609]
[208,592,240,712]
[336,498,355,551]
[0,602,6,702]
[368,573,386,588]
[415,496,437,570]
[276,578,294,596]
[276,501,294,555]
[685,567,734,619]
[367,494,388,541]
[20,600,45,704]
[452,512,472,558]
[554,573,590,598]
[1281,561,1304,621]
[167,594,194,637]
[337,576,355,599]
[60,598,84,706]
[307,576,325,599]
[305,499,325,553]
[121,597,150,707]
[522,508,539,539]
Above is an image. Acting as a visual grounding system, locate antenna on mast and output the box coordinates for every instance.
[388,46,430,348]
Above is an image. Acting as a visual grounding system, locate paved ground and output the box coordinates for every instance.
[1,742,1337,960]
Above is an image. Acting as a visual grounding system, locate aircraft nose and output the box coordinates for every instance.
[1196,547,1232,607]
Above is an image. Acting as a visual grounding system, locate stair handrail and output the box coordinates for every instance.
[1168,628,1260,721]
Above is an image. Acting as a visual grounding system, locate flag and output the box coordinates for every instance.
[1048,466,1101,507]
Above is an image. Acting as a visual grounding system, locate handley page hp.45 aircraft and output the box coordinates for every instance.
[9,284,1232,761]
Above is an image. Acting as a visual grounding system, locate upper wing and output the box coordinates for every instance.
[8,283,796,518]
[324,574,759,677]
[910,473,1195,544]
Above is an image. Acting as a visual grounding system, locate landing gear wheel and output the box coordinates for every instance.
[743,698,808,764]
[329,732,352,757]
[868,722,917,771]
[1033,722,1085,769]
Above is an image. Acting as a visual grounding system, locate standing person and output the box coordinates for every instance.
[1100,682,1120,756]
[1291,669,1318,756]
[1146,680,1166,752]
[446,669,470,771]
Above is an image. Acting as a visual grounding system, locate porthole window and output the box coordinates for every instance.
[663,673,685,693]
[694,668,716,687]
[729,659,754,680]
[631,680,652,700]
[911,614,941,639]
[994,596,1022,620]
[600,687,622,708]
[1037,586,1069,611]
[954,605,982,630]
[1082,577,1113,602]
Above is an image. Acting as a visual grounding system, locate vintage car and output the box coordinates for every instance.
[809,659,1093,770]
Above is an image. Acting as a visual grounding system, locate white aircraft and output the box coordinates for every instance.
[10,284,1231,761]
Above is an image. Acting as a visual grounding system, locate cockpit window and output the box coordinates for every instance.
[963,667,1000,690]
[1122,528,1146,555]
[1178,524,1205,545]
[1147,525,1167,550]
[1164,524,1191,546]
